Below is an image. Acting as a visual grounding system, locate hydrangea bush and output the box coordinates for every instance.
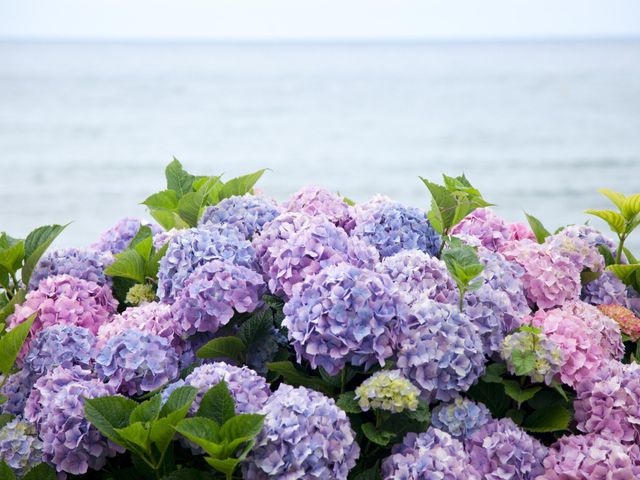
[2,163,640,479]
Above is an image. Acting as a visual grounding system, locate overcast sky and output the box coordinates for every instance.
[1,0,639,41]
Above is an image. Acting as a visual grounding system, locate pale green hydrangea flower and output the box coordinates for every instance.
[355,369,420,413]
[500,326,563,385]
[126,283,156,306]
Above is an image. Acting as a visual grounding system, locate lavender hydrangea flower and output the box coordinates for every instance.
[375,250,458,306]
[24,366,120,476]
[92,217,162,254]
[157,224,257,302]
[199,195,281,239]
[582,271,629,306]
[563,301,624,360]
[554,224,618,255]
[24,325,96,377]
[29,247,114,290]
[171,260,265,336]
[574,360,640,444]
[382,428,480,480]
[243,384,360,480]
[7,274,117,360]
[465,418,547,480]
[283,185,355,232]
[500,327,564,385]
[396,298,486,402]
[352,201,441,258]
[355,369,420,413]
[451,208,534,251]
[0,418,43,477]
[95,330,179,396]
[539,433,640,479]
[0,370,33,416]
[544,230,604,273]
[431,396,492,440]
[283,263,409,376]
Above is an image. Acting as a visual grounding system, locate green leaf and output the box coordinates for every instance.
[174,417,223,453]
[219,414,264,443]
[405,400,431,424]
[21,224,68,285]
[147,242,169,281]
[525,213,551,243]
[104,249,146,283]
[151,386,198,457]
[84,395,138,444]
[467,381,510,417]
[581,269,602,285]
[0,313,35,375]
[503,381,541,404]
[205,457,240,478]
[165,158,195,199]
[160,386,198,418]
[0,461,16,480]
[607,264,640,285]
[481,362,507,383]
[585,209,626,235]
[114,422,150,451]
[522,405,571,433]
[0,414,14,429]
[361,423,394,446]
[266,361,334,395]
[0,240,24,275]
[510,350,537,376]
[143,190,179,211]
[336,392,361,413]
[420,178,456,234]
[130,394,162,424]
[133,236,154,264]
[22,463,56,480]
[622,193,640,220]
[218,169,267,199]
[197,381,236,425]
[0,289,25,325]
[237,309,274,347]
[197,336,246,363]
[598,188,626,211]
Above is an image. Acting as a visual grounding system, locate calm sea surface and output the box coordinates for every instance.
[1,40,639,250]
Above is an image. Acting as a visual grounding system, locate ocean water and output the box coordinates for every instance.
[1,40,639,251]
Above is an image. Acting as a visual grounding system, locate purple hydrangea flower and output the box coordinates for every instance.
[574,360,640,444]
[396,298,486,402]
[29,247,114,290]
[0,370,33,416]
[243,384,360,480]
[92,217,162,254]
[539,433,640,479]
[544,230,605,273]
[451,208,535,251]
[555,224,618,256]
[24,366,121,476]
[352,201,441,258]
[24,325,96,377]
[0,418,43,477]
[382,428,480,480]
[431,396,492,440]
[283,185,355,232]
[171,260,265,336]
[199,195,282,239]
[157,224,257,302]
[283,263,409,375]
[563,301,624,360]
[465,418,547,479]
[582,271,629,306]
[95,330,180,396]
[375,250,458,306]
[7,274,117,361]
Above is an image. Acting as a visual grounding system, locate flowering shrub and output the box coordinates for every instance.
[431,396,491,439]
[29,247,114,289]
[199,194,281,239]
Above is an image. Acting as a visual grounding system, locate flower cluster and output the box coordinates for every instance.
[544,230,604,273]
[157,224,257,302]
[396,299,486,402]
[125,283,156,305]
[431,396,492,440]
[0,370,33,416]
[91,217,162,254]
[582,271,629,306]
[501,327,564,385]
[563,301,624,360]
[171,259,265,336]
[355,369,420,413]
[29,247,114,289]
[465,418,547,479]
[451,207,535,251]
[352,201,441,258]
[243,384,360,480]
[463,284,515,356]
[598,303,640,341]
[0,418,43,477]
[382,428,480,480]
[24,325,96,377]
[283,263,408,375]
[283,185,355,232]
[199,195,281,239]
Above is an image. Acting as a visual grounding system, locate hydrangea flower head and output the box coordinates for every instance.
[382,428,480,480]
[354,369,420,413]
[125,283,156,306]
[582,271,629,307]
[24,325,96,377]
[544,230,604,273]
[598,304,640,341]
[562,301,624,360]
[92,217,162,254]
[243,384,360,480]
[95,329,179,395]
[29,247,114,289]
[157,224,257,302]
[431,396,492,440]
[171,259,265,336]
[283,185,355,232]
[500,327,563,385]
[0,418,43,477]
[0,370,33,416]
[352,201,441,258]
[199,195,281,239]
[375,250,458,306]
[539,433,640,479]
[555,224,618,255]
[24,366,120,475]
[283,263,409,375]
[451,208,534,251]
[7,274,117,360]
[465,418,547,479]
[396,298,485,402]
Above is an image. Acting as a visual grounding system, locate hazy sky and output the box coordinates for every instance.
[1,0,639,40]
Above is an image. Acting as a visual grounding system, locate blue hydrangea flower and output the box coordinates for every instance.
[92,217,162,254]
[24,325,96,377]
[243,384,360,480]
[283,263,409,375]
[95,329,179,395]
[0,370,34,416]
[0,417,43,478]
[157,224,257,302]
[396,298,486,402]
[29,247,114,290]
[582,271,629,306]
[431,396,492,440]
[463,284,515,356]
[199,195,281,239]
[352,201,441,258]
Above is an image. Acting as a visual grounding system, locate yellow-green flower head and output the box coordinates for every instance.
[125,283,156,306]
[500,326,563,385]
[355,369,420,413]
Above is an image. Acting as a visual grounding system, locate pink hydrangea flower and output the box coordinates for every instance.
[283,185,355,232]
[451,208,534,251]
[598,304,640,341]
